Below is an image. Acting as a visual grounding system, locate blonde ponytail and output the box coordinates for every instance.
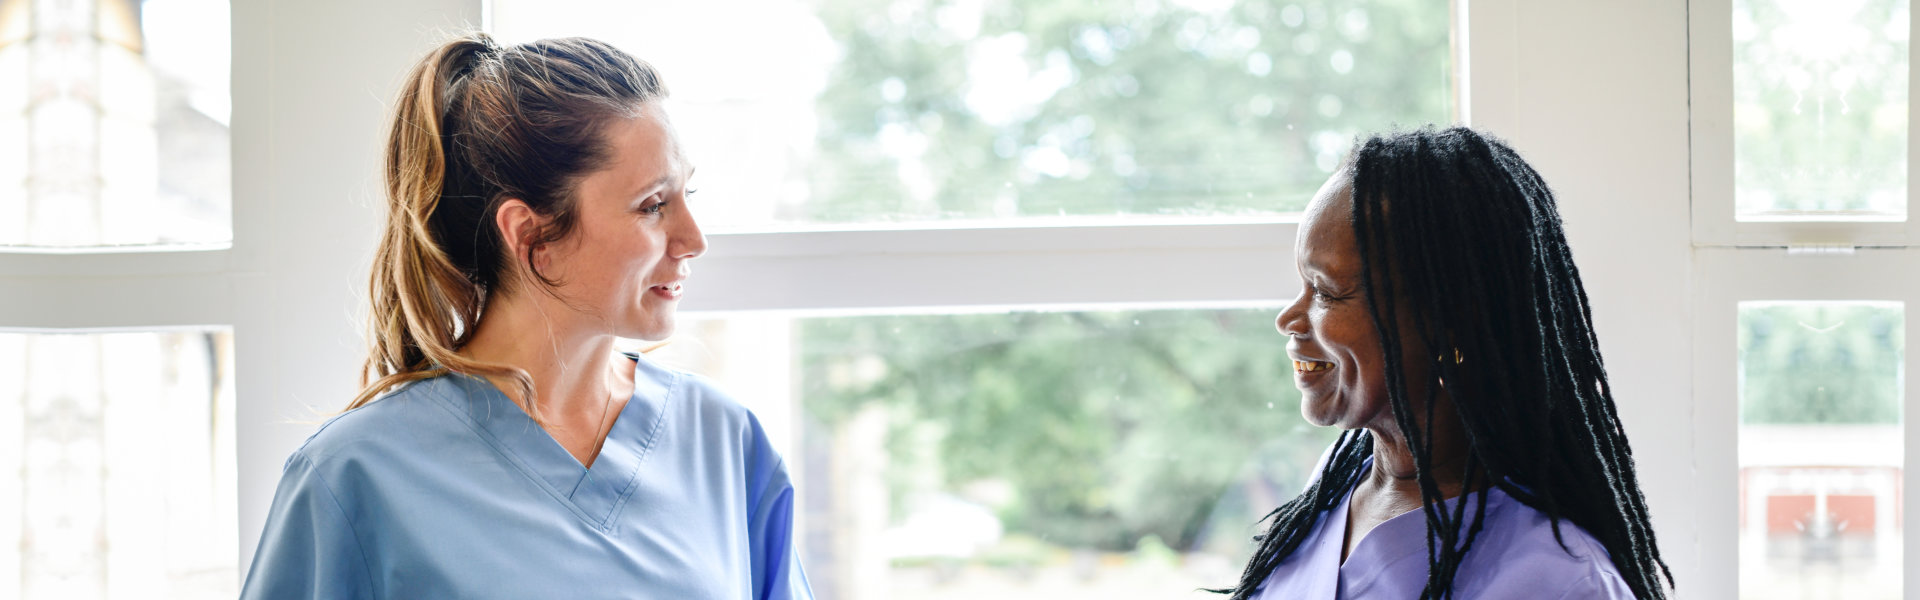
[352,33,665,414]
[352,35,530,411]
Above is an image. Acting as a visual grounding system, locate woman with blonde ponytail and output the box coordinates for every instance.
[241,33,811,600]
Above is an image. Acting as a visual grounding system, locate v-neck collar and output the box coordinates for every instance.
[1283,468,1352,599]
[1333,457,1509,592]
[427,353,677,531]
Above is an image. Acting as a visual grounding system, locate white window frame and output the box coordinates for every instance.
[1691,247,1920,595]
[0,0,1734,593]
[0,0,498,583]
[1687,0,1920,596]
[1688,0,1920,247]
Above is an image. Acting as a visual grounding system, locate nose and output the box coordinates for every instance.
[670,198,708,260]
[1276,287,1310,338]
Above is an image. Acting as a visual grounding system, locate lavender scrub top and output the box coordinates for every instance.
[1251,456,1636,599]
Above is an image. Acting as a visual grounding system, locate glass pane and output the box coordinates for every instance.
[491,0,1453,231]
[1732,0,1909,221]
[0,329,238,599]
[1737,302,1903,599]
[644,309,1332,599]
[0,0,232,248]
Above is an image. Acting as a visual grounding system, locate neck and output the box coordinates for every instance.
[1364,415,1473,503]
[460,289,627,427]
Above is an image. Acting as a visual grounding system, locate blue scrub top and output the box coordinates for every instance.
[241,354,812,600]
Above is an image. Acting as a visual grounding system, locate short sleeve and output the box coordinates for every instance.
[747,467,811,600]
[744,411,813,600]
[240,451,377,600]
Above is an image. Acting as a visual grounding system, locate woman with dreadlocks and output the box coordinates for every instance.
[1219,127,1672,599]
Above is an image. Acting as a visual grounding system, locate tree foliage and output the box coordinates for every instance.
[803,0,1451,222]
[798,310,1338,550]
[791,0,1451,553]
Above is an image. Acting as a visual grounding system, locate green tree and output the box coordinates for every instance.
[803,0,1451,221]
[798,309,1337,551]
[791,0,1450,556]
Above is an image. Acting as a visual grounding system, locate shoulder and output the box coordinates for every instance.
[292,375,470,471]
[1460,489,1636,599]
[635,354,790,485]
[637,353,768,438]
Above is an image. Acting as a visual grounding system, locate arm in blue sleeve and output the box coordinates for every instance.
[743,411,813,600]
[749,468,811,600]
[240,451,377,600]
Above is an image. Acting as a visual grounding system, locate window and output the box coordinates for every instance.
[1693,1,1920,596]
[1693,0,1920,244]
[0,0,232,248]
[490,0,1452,230]
[493,0,1455,597]
[1693,248,1920,599]
[1732,0,1907,221]
[0,330,237,598]
[649,310,1336,595]
[1737,302,1902,598]
[0,1,243,599]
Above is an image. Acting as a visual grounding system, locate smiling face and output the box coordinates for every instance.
[532,102,706,342]
[1276,172,1432,431]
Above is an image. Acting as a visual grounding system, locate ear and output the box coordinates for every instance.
[494,198,547,273]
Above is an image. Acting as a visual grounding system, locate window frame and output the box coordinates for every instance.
[1687,0,1920,595]
[691,222,1300,312]
[1687,0,1920,247]
[1690,247,1920,594]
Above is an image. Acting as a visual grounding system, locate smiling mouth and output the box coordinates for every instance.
[1293,360,1333,373]
[649,282,685,299]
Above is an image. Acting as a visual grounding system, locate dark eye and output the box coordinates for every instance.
[1312,283,1344,302]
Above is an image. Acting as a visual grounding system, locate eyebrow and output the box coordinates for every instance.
[1300,254,1329,275]
[630,166,697,201]
[629,173,673,201]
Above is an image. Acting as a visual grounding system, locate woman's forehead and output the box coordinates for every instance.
[1297,176,1359,276]
[594,107,686,198]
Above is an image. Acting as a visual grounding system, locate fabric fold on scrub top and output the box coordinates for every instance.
[1251,456,1634,600]
[240,353,811,600]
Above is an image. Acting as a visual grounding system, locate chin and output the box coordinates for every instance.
[1299,402,1340,428]
[626,324,674,342]
[618,306,677,341]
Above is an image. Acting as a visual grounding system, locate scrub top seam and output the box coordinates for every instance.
[295,450,382,600]
[420,376,603,526]
[297,380,413,454]
[600,366,679,533]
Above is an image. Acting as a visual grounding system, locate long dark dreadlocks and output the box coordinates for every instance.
[1216,127,1672,599]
